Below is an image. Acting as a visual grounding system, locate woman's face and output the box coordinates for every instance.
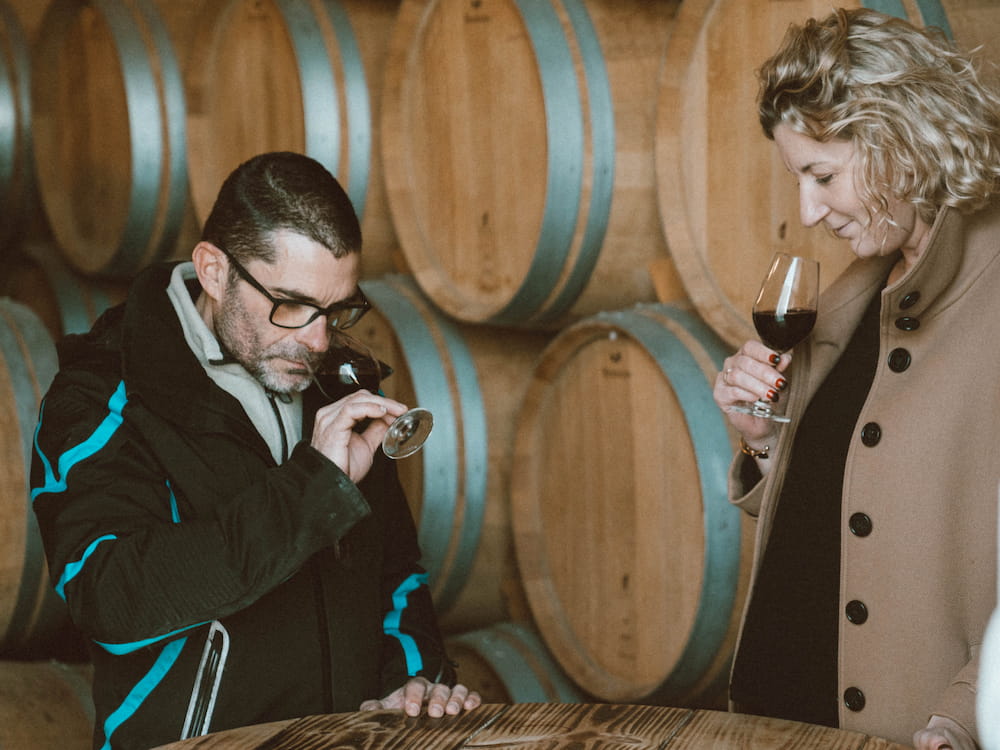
[773,124,930,262]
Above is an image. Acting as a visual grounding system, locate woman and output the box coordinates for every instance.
[713,8,1000,749]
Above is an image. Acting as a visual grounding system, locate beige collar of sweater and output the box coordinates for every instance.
[165,262,302,463]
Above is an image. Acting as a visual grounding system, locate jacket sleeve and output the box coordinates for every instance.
[930,652,979,746]
[371,458,455,694]
[30,372,371,648]
[729,451,766,518]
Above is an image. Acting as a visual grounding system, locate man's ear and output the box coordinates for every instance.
[192,241,228,302]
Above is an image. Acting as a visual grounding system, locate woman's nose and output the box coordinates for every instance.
[799,185,829,228]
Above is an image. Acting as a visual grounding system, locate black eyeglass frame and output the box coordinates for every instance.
[216,244,371,331]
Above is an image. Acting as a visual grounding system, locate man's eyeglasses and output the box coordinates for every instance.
[217,245,371,331]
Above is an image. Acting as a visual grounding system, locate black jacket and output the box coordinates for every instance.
[30,262,452,750]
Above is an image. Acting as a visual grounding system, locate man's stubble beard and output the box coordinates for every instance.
[215,285,323,395]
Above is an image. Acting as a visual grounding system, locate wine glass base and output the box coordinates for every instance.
[382,407,433,459]
[729,401,790,423]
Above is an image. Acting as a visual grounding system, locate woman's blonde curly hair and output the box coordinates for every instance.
[758,8,1000,226]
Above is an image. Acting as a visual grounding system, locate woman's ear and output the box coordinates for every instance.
[192,241,228,302]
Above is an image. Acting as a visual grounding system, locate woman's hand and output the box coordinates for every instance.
[713,340,791,446]
[310,389,408,482]
[359,677,483,717]
[912,715,977,750]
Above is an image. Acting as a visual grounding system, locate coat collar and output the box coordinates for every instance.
[803,205,972,383]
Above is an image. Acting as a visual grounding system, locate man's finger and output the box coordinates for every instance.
[403,678,429,716]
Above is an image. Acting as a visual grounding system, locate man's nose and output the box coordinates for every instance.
[296,315,331,352]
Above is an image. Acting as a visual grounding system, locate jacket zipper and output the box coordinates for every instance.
[267,392,289,463]
[313,562,336,711]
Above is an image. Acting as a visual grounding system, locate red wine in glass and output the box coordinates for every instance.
[731,253,819,423]
[752,308,817,353]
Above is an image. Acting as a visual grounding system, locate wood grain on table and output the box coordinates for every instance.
[152,703,910,749]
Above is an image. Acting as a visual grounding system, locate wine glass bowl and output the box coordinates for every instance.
[731,252,819,423]
[751,307,817,354]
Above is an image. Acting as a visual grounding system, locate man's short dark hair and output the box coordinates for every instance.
[201,151,362,264]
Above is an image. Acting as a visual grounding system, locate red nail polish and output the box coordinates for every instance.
[776,377,787,390]
[769,354,781,366]
[767,389,778,402]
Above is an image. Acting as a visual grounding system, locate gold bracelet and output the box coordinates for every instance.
[739,436,770,460]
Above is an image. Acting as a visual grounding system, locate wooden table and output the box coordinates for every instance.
[152,703,910,749]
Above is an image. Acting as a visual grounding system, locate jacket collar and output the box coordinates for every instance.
[121,262,254,429]
[120,262,368,432]
[800,201,1000,396]
[810,206,961,351]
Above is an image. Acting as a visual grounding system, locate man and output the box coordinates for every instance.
[30,152,480,750]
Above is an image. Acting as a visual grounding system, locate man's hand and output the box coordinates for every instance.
[913,715,977,750]
[359,676,482,718]
[310,389,407,482]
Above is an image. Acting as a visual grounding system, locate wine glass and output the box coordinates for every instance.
[730,252,819,423]
[334,360,434,460]
[311,341,434,459]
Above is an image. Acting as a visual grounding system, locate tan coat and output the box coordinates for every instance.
[729,204,1000,745]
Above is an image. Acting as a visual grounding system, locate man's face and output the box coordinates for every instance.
[214,230,362,394]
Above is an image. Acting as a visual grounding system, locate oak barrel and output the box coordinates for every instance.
[0,1,31,255]
[381,0,684,327]
[511,304,749,705]
[446,622,582,704]
[1,243,125,339]
[359,275,549,632]
[31,0,188,278]
[0,660,94,749]
[0,300,74,656]
[184,0,400,278]
[655,0,1000,347]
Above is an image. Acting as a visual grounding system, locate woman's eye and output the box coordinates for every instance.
[815,174,834,185]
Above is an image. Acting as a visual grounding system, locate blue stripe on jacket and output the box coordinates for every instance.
[98,636,187,750]
[32,380,128,502]
[96,623,206,656]
[34,381,208,654]
[53,534,205,654]
[54,534,118,600]
[167,480,181,523]
[383,573,427,675]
